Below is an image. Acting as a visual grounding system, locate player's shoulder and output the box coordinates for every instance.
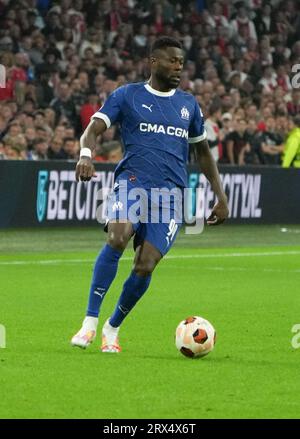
[126,82,144,89]
[122,82,145,93]
[112,82,144,100]
[176,89,196,100]
[175,89,198,105]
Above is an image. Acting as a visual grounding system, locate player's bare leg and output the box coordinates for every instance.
[101,240,162,352]
[107,221,134,252]
[133,240,162,275]
[71,221,133,349]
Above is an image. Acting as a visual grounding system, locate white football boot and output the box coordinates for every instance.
[71,316,98,349]
[101,319,121,353]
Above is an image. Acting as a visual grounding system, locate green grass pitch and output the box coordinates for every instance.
[1,225,300,419]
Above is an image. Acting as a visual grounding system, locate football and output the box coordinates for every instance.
[175,316,216,358]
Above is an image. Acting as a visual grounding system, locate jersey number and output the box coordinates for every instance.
[166,219,178,246]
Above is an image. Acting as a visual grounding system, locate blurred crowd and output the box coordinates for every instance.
[0,0,300,166]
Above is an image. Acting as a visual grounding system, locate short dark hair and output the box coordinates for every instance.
[34,137,46,146]
[63,137,76,144]
[208,99,221,116]
[150,36,182,54]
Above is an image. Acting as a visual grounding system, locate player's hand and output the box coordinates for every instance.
[207,199,229,226]
[75,157,96,182]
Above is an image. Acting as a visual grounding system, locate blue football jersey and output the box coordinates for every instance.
[92,82,206,189]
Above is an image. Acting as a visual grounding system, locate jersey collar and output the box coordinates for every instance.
[144,83,176,97]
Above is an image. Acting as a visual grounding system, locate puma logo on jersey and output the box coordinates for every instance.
[142,104,153,112]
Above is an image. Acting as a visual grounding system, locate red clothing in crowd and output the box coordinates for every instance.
[0,67,27,101]
[0,78,14,100]
[10,67,27,83]
[80,102,100,129]
[287,102,300,116]
[257,121,266,132]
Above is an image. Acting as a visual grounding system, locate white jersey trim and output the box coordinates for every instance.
[144,83,176,97]
[188,130,207,143]
[91,112,111,129]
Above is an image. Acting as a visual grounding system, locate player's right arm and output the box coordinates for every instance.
[75,118,107,182]
[76,85,126,181]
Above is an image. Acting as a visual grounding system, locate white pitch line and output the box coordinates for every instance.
[280,228,300,234]
[167,265,300,274]
[0,259,95,266]
[166,250,300,259]
[0,250,300,266]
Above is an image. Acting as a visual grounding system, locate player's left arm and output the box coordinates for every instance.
[194,139,229,225]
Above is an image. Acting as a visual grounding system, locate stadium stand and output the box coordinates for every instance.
[0,0,299,166]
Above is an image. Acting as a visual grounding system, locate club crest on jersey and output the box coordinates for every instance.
[181,106,190,120]
[112,201,123,212]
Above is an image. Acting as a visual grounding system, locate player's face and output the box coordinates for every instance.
[151,47,184,89]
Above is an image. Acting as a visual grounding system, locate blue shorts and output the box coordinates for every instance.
[106,172,183,256]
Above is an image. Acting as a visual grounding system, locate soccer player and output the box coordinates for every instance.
[71,37,229,352]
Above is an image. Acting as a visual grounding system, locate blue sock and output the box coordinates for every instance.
[109,271,152,327]
[86,244,122,317]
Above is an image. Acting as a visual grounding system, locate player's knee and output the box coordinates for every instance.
[107,234,128,252]
[133,258,157,277]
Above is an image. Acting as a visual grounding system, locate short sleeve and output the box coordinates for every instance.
[91,86,126,128]
[188,99,207,144]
